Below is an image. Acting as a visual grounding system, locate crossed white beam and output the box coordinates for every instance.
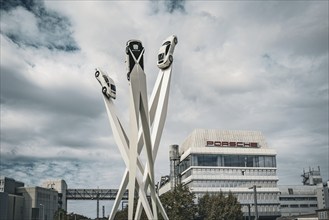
[100,63,172,220]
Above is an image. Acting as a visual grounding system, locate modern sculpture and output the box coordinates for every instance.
[95,35,177,220]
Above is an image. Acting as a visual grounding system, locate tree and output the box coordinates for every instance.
[114,199,148,220]
[53,209,66,220]
[159,184,197,220]
[197,191,243,220]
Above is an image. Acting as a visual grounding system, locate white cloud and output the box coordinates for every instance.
[1,1,328,218]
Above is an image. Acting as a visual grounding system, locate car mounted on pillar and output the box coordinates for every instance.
[126,40,144,81]
[157,35,178,69]
[95,68,116,99]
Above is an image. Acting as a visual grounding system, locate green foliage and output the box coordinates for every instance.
[114,187,243,220]
[53,209,66,220]
[114,199,148,220]
[159,184,197,220]
[54,208,90,220]
[197,191,243,220]
[66,212,90,220]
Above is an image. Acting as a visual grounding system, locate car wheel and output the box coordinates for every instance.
[125,46,129,55]
[127,72,130,81]
[95,70,100,77]
[169,55,173,63]
[102,87,107,94]
[174,37,178,45]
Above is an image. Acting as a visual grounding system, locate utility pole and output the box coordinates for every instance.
[102,206,105,218]
[248,185,259,220]
[247,204,251,220]
[253,185,259,220]
[96,190,99,220]
[40,204,44,220]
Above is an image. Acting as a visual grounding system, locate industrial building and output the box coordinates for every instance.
[279,167,329,217]
[160,129,281,220]
[0,176,67,220]
[17,186,59,220]
[42,180,68,211]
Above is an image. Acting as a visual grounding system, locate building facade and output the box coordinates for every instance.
[0,177,25,220]
[176,129,280,219]
[1,177,67,220]
[279,185,319,216]
[17,186,59,220]
[279,167,329,217]
[0,177,24,194]
[42,180,68,211]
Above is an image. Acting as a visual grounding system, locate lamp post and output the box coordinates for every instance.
[247,204,251,220]
[40,204,44,220]
[248,185,259,220]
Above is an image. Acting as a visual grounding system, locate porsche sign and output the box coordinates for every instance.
[206,141,259,148]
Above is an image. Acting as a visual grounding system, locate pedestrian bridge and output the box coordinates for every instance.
[66,189,128,200]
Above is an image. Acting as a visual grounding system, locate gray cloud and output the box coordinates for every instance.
[165,0,185,13]
[0,1,328,218]
[0,0,78,51]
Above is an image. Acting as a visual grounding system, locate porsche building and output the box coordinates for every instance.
[161,129,281,220]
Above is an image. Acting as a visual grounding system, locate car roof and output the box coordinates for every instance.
[126,39,142,45]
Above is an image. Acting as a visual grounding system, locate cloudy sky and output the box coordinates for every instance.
[1,0,328,218]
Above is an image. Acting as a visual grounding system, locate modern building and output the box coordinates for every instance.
[42,180,68,211]
[316,208,329,220]
[162,129,281,220]
[279,185,319,216]
[279,167,329,217]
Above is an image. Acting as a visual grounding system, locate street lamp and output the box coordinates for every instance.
[248,185,260,220]
[40,204,44,220]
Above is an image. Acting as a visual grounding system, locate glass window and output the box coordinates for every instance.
[188,154,276,168]
[246,156,253,167]
[197,155,217,166]
[265,156,273,167]
[165,45,170,55]
[179,155,191,173]
[258,156,265,167]
[223,155,245,167]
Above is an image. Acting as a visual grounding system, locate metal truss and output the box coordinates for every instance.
[66,189,128,200]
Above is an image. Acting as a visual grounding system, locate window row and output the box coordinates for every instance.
[242,205,279,213]
[281,204,317,208]
[179,154,276,173]
[189,180,277,188]
[190,167,276,177]
[279,196,317,201]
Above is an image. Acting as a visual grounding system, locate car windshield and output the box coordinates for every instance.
[162,41,170,46]
[158,53,164,61]
[165,45,170,55]
[103,75,110,86]
[110,84,116,91]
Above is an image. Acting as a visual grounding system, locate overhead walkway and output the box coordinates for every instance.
[66,189,128,200]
